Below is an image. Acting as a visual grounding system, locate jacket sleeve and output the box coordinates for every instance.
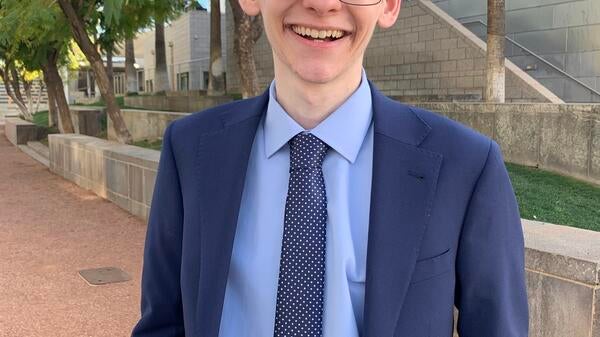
[455,140,529,336]
[131,121,185,337]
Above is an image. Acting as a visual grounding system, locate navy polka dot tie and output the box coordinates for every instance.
[274,132,329,337]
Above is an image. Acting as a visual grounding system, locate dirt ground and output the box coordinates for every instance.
[0,126,146,337]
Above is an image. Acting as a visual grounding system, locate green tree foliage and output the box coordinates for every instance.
[0,0,71,70]
[0,0,75,129]
[56,0,187,143]
[101,0,187,39]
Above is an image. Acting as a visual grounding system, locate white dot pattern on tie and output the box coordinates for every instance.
[274,132,329,337]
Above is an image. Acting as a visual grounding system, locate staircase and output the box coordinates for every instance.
[0,84,20,120]
[0,82,49,122]
[460,20,600,103]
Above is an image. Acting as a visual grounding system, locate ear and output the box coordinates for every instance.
[238,0,261,16]
[377,0,402,29]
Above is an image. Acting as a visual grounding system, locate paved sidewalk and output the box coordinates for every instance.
[0,126,146,337]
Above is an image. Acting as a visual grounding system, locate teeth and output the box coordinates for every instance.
[291,25,345,40]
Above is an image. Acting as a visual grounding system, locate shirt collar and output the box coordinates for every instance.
[264,69,372,163]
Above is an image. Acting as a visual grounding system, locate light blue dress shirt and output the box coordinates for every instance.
[218,70,374,337]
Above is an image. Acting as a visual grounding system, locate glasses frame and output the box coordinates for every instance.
[339,0,383,6]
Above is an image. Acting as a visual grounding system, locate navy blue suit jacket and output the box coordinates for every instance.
[132,82,529,337]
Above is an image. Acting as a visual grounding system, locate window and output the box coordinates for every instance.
[113,74,124,95]
[137,71,145,92]
[177,72,189,91]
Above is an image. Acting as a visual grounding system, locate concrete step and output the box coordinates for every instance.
[18,143,49,168]
[27,141,50,160]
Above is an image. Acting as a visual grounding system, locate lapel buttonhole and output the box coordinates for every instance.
[408,170,425,180]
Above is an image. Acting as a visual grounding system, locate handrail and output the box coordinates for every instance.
[461,19,600,99]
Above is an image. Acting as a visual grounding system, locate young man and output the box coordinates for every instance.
[132,0,529,336]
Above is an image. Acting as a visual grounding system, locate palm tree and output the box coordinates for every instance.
[125,38,138,94]
[154,19,170,93]
[208,0,225,96]
[485,0,505,103]
[229,0,262,98]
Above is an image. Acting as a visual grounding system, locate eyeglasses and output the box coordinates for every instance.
[339,0,383,6]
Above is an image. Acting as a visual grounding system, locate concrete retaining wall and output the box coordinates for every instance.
[108,103,599,186]
[523,220,600,337]
[69,107,105,137]
[414,102,600,185]
[48,133,600,336]
[225,0,562,103]
[107,109,187,142]
[48,134,158,220]
[123,95,233,113]
[4,118,42,145]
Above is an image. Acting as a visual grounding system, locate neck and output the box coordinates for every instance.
[273,62,363,130]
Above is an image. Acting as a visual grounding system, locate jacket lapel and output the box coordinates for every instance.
[195,90,269,337]
[194,83,443,337]
[362,83,443,337]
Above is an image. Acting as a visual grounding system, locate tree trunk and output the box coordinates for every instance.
[9,65,24,105]
[154,19,170,93]
[125,38,138,94]
[107,47,114,91]
[208,0,225,96]
[485,0,505,103]
[229,0,263,98]
[34,81,43,114]
[42,72,58,127]
[1,65,31,119]
[57,0,132,143]
[42,68,64,131]
[24,81,33,113]
[43,49,75,133]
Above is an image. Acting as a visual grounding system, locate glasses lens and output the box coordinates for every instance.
[340,0,382,5]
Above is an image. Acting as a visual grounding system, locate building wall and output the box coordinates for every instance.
[225,0,559,103]
[225,0,274,94]
[137,9,228,92]
[432,0,600,100]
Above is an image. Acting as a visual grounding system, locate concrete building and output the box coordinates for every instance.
[226,0,562,103]
[69,56,140,104]
[226,0,600,103]
[133,8,227,93]
[431,0,600,102]
[67,6,227,103]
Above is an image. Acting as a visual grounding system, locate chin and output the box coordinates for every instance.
[293,63,343,84]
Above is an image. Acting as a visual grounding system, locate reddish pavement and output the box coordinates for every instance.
[0,126,146,337]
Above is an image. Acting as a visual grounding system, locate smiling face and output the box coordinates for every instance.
[239,0,401,87]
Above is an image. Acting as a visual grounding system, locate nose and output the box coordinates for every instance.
[301,0,343,15]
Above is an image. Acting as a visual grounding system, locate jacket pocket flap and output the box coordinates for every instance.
[410,248,453,284]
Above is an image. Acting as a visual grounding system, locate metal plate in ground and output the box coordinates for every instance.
[78,267,131,286]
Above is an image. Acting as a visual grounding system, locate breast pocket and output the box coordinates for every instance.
[409,248,453,285]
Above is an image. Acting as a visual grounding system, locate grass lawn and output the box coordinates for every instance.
[72,96,125,107]
[29,110,58,147]
[133,139,163,151]
[506,163,600,232]
[32,110,51,127]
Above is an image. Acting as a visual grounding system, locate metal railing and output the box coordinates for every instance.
[461,19,600,103]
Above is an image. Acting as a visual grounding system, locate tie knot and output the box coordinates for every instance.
[289,133,329,170]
